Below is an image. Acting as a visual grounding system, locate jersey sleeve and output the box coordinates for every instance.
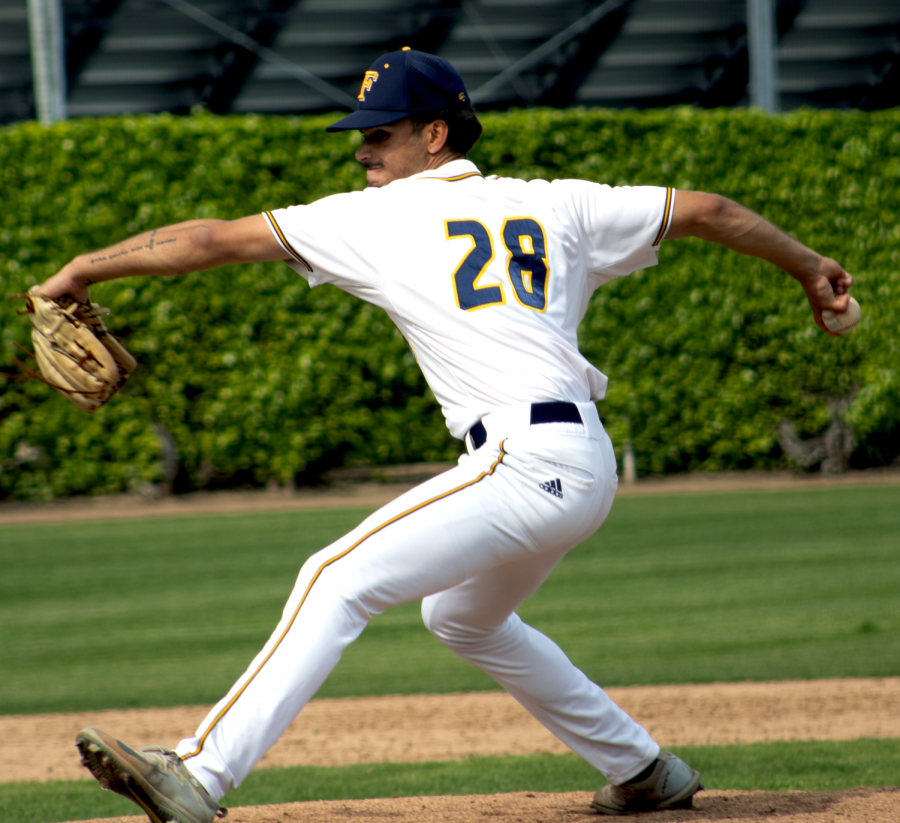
[554,180,674,280]
[263,190,386,302]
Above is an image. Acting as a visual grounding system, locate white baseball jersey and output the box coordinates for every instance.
[264,159,673,438]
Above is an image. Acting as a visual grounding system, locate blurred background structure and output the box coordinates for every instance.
[3,0,899,125]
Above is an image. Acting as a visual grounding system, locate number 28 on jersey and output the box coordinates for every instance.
[446,218,550,313]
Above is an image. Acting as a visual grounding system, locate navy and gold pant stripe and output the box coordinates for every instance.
[181,443,506,761]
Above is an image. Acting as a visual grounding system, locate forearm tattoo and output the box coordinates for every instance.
[89,230,177,265]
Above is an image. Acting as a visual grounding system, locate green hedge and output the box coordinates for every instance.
[1,108,898,499]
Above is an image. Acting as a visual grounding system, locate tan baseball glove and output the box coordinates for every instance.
[9,286,137,412]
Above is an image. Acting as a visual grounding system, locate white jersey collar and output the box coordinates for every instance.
[410,159,483,182]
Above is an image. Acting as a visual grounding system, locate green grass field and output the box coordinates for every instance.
[4,739,900,823]
[1,484,898,822]
[1,485,898,715]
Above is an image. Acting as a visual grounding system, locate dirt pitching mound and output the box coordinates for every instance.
[20,679,896,823]
[66,788,900,823]
[8,678,899,784]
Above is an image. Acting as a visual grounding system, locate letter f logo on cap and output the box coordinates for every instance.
[327,50,471,133]
[358,71,379,101]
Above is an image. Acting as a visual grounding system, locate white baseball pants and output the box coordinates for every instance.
[176,401,660,800]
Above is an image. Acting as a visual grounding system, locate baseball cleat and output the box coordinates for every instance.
[76,727,226,823]
[591,750,703,815]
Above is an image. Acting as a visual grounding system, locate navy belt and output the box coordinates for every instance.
[469,401,583,450]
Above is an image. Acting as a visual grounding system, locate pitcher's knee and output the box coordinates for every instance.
[421,597,502,649]
[421,595,448,637]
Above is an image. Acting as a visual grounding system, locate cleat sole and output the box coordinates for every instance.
[76,732,173,823]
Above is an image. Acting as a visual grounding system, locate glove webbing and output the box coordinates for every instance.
[2,293,114,403]
[2,341,108,401]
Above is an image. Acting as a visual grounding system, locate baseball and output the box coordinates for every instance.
[822,296,861,334]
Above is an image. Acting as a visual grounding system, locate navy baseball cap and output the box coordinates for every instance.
[326,48,471,132]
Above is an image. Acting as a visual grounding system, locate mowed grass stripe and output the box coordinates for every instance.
[4,739,899,823]
[1,486,898,715]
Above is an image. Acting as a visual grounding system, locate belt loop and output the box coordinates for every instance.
[575,401,603,441]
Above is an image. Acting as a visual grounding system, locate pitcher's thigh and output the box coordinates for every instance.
[284,452,558,616]
[422,432,619,634]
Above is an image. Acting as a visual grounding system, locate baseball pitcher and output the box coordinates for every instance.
[38,49,854,821]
